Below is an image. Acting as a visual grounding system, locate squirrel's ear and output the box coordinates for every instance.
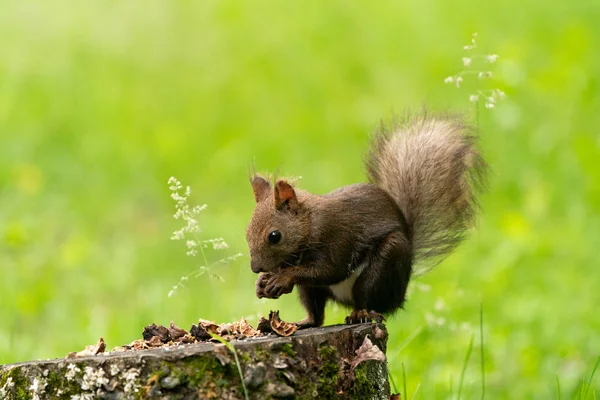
[251,175,271,203]
[274,180,298,211]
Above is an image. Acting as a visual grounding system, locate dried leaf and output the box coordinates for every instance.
[227,317,260,338]
[142,323,170,343]
[176,334,196,344]
[257,317,272,333]
[218,323,232,336]
[168,321,188,341]
[269,311,297,337]
[66,337,106,358]
[130,339,147,350]
[190,319,219,341]
[145,336,164,348]
[351,336,386,369]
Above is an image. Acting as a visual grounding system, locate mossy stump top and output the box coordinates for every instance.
[0,323,390,399]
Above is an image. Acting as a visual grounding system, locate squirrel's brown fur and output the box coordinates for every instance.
[246,112,487,327]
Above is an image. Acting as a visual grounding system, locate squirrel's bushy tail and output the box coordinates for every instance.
[366,112,487,274]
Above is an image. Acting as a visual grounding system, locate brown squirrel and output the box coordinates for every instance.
[246,112,487,327]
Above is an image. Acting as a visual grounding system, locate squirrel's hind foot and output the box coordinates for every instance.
[345,309,386,325]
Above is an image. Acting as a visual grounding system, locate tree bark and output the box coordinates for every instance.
[0,323,390,399]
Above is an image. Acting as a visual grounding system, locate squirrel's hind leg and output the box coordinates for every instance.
[295,285,330,329]
[345,309,386,325]
[350,231,412,316]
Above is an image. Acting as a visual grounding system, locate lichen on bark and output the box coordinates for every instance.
[0,323,389,399]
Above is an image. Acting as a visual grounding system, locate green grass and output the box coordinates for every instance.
[1,1,599,398]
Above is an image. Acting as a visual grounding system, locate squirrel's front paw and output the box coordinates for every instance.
[260,274,294,299]
[255,273,272,299]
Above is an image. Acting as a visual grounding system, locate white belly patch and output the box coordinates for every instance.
[329,262,367,303]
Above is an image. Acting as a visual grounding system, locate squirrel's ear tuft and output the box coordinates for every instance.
[274,180,298,211]
[251,175,271,203]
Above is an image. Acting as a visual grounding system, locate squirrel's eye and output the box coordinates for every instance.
[268,230,282,245]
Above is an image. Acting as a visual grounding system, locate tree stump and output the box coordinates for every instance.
[0,323,390,399]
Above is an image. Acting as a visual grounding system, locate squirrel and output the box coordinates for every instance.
[245,112,487,328]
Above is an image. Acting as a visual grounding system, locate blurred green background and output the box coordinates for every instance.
[1,0,599,398]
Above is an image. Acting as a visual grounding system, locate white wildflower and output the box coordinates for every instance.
[210,238,229,250]
[170,229,184,241]
[463,32,477,50]
[444,76,454,84]
[469,94,479,103]
[462,57,472,67]
[168,177,183,191]
[494,89,506,99]
[192,204,207,214]
[485,102,495,109]
[167,176,241,293]
[486,54,498,63]
[455,76,463,88]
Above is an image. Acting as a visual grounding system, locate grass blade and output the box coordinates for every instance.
[402,363,408,400]
[388,326,424,362]
[583,356,600,400]
[480,301,485,400]
[209,333,249,400]
[389,370,399,395]
[457,333,475,400]
[556,375,561,400]
[411,382,421,400]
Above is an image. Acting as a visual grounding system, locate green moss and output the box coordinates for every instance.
[239,351,252,364]
[351,364,377,398]
[183,355,225,387]
[2,367,31,400]
[280,343,296,358]
[253,345,271,362]
[176,354,244,398]
[316,344,340,398]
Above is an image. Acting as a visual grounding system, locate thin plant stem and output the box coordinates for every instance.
[388,370,399,395]
[480,301,485,400]
[457,334,475,400]
[209,333,249,400]
[402,363,408,400]
[583,356,600,400]
[411,383,421,400]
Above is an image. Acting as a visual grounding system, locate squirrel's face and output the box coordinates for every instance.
[246,176,309,274]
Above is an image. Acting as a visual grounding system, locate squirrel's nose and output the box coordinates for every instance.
[250,260,264,273]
